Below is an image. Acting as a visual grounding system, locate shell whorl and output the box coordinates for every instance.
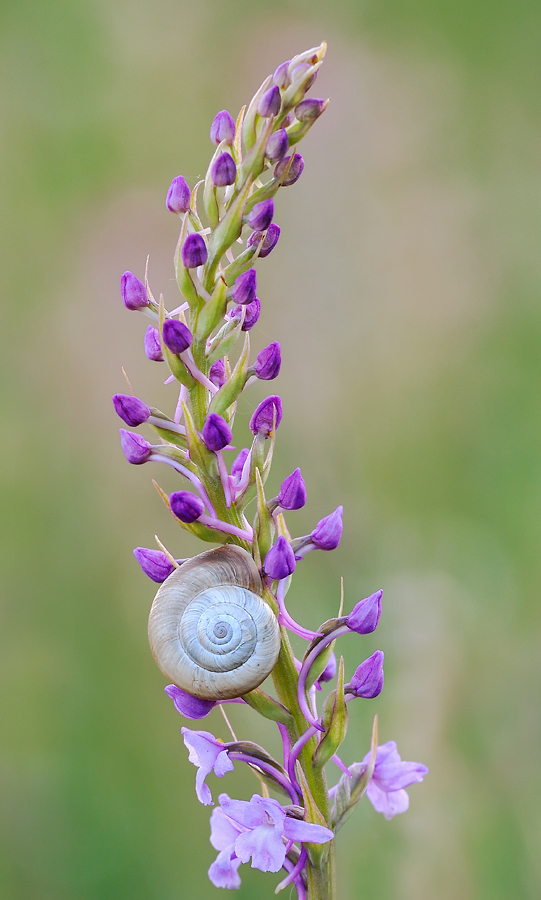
[148,545,281,700]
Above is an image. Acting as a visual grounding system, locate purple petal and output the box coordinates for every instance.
[210,807,244,851]
[283,818,334,844]
[208,856,242,889]
[366,781,410,820]
[235,825,285,873]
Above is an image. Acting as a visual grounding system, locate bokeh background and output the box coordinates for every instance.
[1,1,540,898]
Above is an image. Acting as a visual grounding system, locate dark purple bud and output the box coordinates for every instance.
[202,412,232,452]
[258,85,281,118]
[209,359,226,389]
[247,199,274,232]
[230,297,261,331]
[346,590,383,635]
[264,536,296,580]
[144,325,163,361]
[249,395,283,435]
[254,341,281,381]
[181,233,208,269]
[347,651,384,699]
[310,506,343,550]
[211,152,236,187]
[119,429,152,465]
[274,154,304,186]
[133,548,174,583]
[231,268,257,305]
[121,271,148,310]
[166,175,191,214]
[162,319,193,355]
[294,98,327,122]
[170,490,205,523]
[279,467,306,510]
[319,652,337,683]
[273,60,291,89]
[112,394,150,427]
[247,223,280,258]
[231,447,249,480]
[266,128,289,163]
[165,684,217,719]
[210,110,236,146]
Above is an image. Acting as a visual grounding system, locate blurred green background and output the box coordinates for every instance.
[1,0,540,898]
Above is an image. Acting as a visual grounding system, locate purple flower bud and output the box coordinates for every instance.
[181,233,208,269]
[346,590,383,635]
[166,175,191,214]
[230,268,256,305]
[119,429,152,465]
[258,85,281,118]
[247,199,274,232]
[249,395,283,435]
[229,297,261,331]
[165,684,217,719]
[144,325,163,361]
[266,128,289,163]
[254,341,281,381]
[347,650,384,699]
[170,490,205,523]
[162,319,193,355]
[211,152,236,187]
[202,412,232,452]
[231,447,249,480]
[273,60,291,89]
[210,110,236,146]
[264,536,296,580]
[209,359,226,389]
[274,153,304,186]
[121,271,148,310]
[247,223,280,258]
[310,506,343,550]
[133,548,174,583]
[291,62,318,91]
[278,467,306,510]
[319,652,337,683]
[294,98,327,122]
[112,394,150,427]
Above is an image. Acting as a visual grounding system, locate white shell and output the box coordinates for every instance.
[148,545,281,700]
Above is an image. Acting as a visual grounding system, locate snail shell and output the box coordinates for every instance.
[148,545,281,700]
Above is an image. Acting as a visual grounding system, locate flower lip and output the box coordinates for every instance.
[112,393,150,427]
[121,271,148,310]
[166,175,191,213]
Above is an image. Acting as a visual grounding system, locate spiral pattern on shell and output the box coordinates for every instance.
[148,545,281,700]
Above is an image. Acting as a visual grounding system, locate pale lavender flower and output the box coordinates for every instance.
[211,152,236,187]
[170,491,205,523]
[144,325,163,361]
[346,590,382,635]
[211,793,333,875]
[162,319,193,355]
[181,728,234,805]
[112,394,150,427]
[165,685,217,719]
[274,153,304,186]
[121,271,148,310]
[265,536,296,580]
[181,233,208,269]
[361,741,428,819]
[310,505,343,550]
[119,429,152,465]
[133,548,175,582]
[346,650,384,699]
[249,395,283,435]
[166,175,191,213]
[208,808,243,888]
[210,110,236,145]
[254,341,281,380]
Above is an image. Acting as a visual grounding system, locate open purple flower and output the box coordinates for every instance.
[209,793,333,878]
[182,728,234,805]
[346,650,384,699]
[165,685,217,720]
[362,741,428,819]
[208,808,244,888]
